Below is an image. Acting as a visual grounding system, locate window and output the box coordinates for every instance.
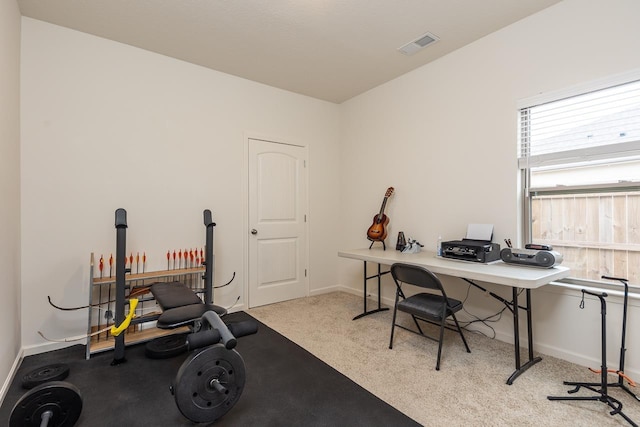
[518,76,640,283]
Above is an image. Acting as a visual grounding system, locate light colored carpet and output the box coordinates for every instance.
[248,291,640,427]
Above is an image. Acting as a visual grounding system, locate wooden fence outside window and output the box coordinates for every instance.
[531,192,640,283]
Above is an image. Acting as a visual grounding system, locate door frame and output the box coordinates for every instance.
[242,132,310,308]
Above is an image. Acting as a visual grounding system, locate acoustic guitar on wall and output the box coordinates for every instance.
[367,187,394,247]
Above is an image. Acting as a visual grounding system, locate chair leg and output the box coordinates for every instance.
[389,315,396,349]
[389,296,400,349]
[436,318,446,370]
[451,312,471,353]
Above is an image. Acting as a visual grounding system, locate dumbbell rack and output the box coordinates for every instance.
[86,253,205,359]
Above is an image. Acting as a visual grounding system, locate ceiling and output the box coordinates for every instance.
[17,0,562,104]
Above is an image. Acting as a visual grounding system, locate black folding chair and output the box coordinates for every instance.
[389,263,470,370]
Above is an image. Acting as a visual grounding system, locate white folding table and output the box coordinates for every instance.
[339,247,571,384]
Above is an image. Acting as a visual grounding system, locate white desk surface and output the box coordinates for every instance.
[339,248,570,289]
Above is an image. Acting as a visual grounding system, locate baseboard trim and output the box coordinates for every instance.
[1,348,24,405]
[534,341,640,380]
[324,284,390,302]
[22,341,76,358]
[309,285,345,297]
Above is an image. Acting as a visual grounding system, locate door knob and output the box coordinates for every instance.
[251,229,258,235]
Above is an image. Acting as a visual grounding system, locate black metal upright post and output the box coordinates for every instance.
[512,287,521,371]
[112,208,127,365]
[203,209,216,305]
[601,275,639,401]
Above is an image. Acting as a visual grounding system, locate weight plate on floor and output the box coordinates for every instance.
[10,381,82,427]
[145,333,189,359]
[172,343,246,423]
[21,363,70,389]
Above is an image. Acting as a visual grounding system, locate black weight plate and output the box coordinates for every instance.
[22,363,70,389]
[145,333,189,359]
[10,381,82,427]
[173,344,246,423]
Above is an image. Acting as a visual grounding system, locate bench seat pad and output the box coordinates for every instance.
[156,304,227,329]
[149,281,202,310]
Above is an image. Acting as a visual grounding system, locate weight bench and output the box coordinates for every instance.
[110,207,257,423]
[150,281,227,329]
[149,208,228,330]
[112,208,230,363]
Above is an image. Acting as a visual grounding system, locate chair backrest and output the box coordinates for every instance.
[390,263,446,294]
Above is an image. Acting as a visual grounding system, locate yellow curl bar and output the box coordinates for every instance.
[110,298,139,337]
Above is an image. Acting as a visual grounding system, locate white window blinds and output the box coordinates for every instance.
[518,79,640,169]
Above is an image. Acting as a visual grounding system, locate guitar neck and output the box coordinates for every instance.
[376,198,388,222]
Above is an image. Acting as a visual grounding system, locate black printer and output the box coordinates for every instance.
[440,224,501,263]
[441,239,501,263]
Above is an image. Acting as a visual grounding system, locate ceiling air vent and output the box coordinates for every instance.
[397,32,439,56]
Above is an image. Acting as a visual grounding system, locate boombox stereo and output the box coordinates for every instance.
[500,248,563,268]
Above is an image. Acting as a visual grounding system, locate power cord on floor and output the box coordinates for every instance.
[446,283,523,339]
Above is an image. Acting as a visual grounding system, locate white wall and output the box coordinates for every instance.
[20,17,341,353]
[0,0,22,397]
[338,0,640,377]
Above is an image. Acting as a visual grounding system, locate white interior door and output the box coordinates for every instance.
[248,138,308,308]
